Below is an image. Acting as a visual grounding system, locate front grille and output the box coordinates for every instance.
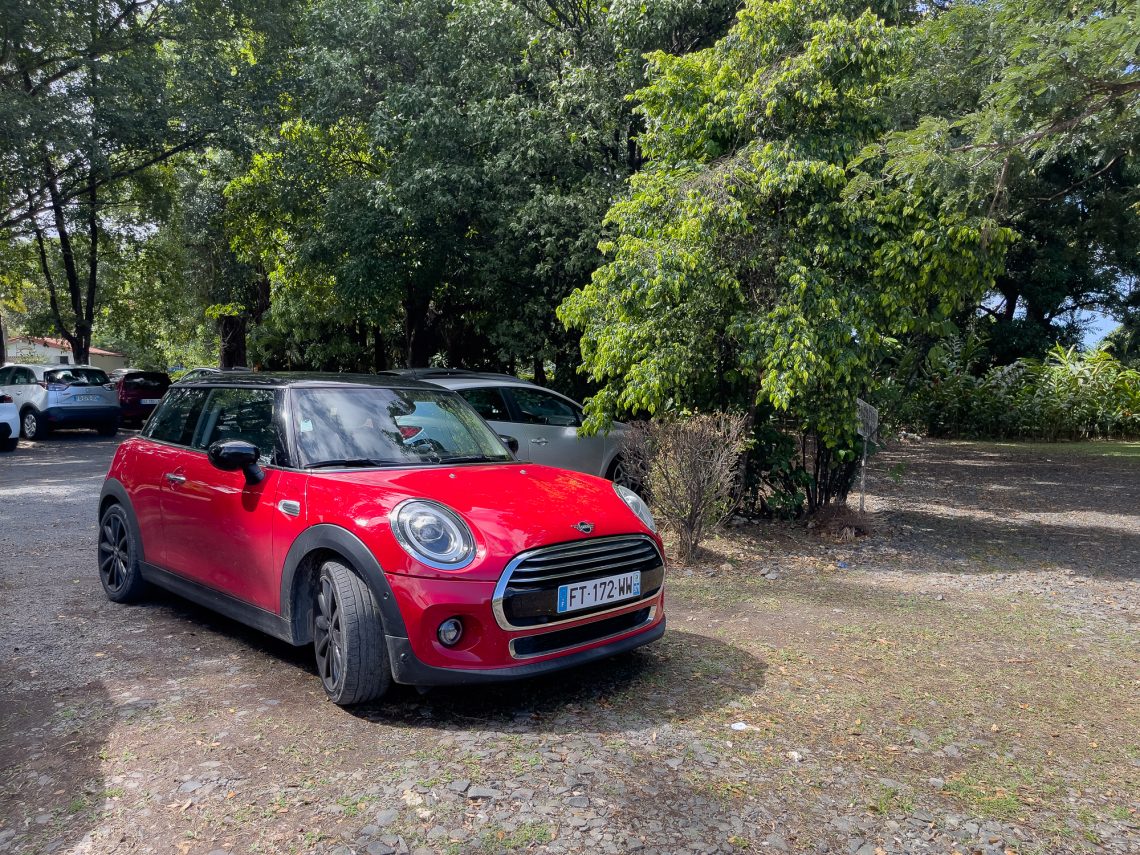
[510,607,654,658]
[493,535,664,630]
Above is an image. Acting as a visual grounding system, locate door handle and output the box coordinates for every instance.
[164,472,186,485]
[530,438,549,446]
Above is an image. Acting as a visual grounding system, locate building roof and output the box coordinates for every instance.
[7,335,124,357]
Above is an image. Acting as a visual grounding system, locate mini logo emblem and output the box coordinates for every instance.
[572,521,595,534]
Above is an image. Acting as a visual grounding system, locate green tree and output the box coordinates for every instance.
[559,0,1010,508]
[225,0,738,382]
[0,0,293,364]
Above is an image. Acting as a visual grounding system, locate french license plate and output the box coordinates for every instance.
[141,398,161,405]
[557,571,641,614]
[73,394,100,402]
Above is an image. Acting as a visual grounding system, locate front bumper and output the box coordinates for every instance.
[384,570,666,685]
[387,616,665,686]
[43,405,120,428]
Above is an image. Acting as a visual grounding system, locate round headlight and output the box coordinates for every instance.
[390,500,476,569]
[614,484,656,532]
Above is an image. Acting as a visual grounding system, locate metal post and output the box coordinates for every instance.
[859,439,868,513]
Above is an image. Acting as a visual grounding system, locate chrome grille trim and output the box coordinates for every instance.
[491,534,664,632]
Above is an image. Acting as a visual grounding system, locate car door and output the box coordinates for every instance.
[158,387,286,612]
[6,367,36,414]
[132,387,210,565]
[501,386,608,476]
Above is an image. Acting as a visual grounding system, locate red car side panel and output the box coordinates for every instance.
[108,438,178,566]
[158,448,283,612]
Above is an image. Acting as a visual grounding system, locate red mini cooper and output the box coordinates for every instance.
[98,373,665,704]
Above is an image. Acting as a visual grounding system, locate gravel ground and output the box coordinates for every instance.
[0,434,1136,855]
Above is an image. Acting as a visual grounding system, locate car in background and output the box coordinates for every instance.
[176,366,249,383]
[0,363,119,439]
[110,369,172,425]
[0,391,18,451]
[98,372,665,704]
[390,369,633,486]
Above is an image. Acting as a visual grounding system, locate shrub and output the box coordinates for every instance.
[904,339,1140,440]
[625,412,750,561]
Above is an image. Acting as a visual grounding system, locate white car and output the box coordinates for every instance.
[390,369,632,484]
[0,389,17,451]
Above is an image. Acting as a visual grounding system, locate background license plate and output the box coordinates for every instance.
[141,398,161,405]
[557,571,641,614]
[73,394,100,402]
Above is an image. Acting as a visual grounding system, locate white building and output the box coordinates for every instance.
[4,335,128,372]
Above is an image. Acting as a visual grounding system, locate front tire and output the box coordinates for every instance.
[313,560,391,705]
[98,504,147,603]
[20,409,47,440]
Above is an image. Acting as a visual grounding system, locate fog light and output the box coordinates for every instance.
[437,618,463,647]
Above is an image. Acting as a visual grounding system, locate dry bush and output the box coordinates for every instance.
[625,412,750,561]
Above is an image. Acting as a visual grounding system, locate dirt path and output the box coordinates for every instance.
[0,436,1136,855]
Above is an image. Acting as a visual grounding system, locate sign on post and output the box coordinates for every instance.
[856,398,879,513]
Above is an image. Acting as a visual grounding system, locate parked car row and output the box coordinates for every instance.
[0,361,629,486]
[0,364,173,447]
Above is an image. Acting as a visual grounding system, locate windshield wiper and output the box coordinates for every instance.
[306,458,393,469]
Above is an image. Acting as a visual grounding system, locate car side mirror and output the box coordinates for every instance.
[207,439,265,484]
[498,434,519,455]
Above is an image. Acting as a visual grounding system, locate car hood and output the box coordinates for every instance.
[305,463,656,581]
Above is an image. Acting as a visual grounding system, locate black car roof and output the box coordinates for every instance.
[171,371,443,391]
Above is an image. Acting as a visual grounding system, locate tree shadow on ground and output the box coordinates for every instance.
[0,680,111,855]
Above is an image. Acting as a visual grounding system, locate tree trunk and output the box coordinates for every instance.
[218,315,248,368]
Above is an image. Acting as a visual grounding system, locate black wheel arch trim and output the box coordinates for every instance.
[98,479,146,564]
[279,524,409,646]
[386,616,665,686]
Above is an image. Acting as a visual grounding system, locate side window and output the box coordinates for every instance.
[507,388,582,427]
[145,388,209,446]
[13,368,34,386]
[0,367,11,385]
[191,388,280,465]
[459,387,510,422]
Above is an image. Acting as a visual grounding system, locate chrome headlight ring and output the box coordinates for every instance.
[389,499,477,570]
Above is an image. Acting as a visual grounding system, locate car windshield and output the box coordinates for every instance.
[45,367,109,387]
[292,387,513,468]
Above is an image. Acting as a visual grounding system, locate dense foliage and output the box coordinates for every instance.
[1,0,1137,509]
[896,336,1140,441]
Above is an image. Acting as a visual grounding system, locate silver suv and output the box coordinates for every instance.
[0,364,120,439]
[389,369,631,484]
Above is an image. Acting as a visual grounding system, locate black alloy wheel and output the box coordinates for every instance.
[313,560,390,705]
[97,504,146,602]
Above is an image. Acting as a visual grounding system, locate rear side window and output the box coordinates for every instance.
[191,388,281,464]
[123,372,171,389]
[458,387,510,421]
[0,367,11,385]
[45,367,109,387]
[507,388,582,427]
[145,388,208,446]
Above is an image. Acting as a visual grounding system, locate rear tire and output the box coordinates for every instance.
[0,437,16,452]
[313,560,391,705]
[20,409,47,440]
[98,504,147,603]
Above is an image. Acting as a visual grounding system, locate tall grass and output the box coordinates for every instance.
[904,341,1140,441]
